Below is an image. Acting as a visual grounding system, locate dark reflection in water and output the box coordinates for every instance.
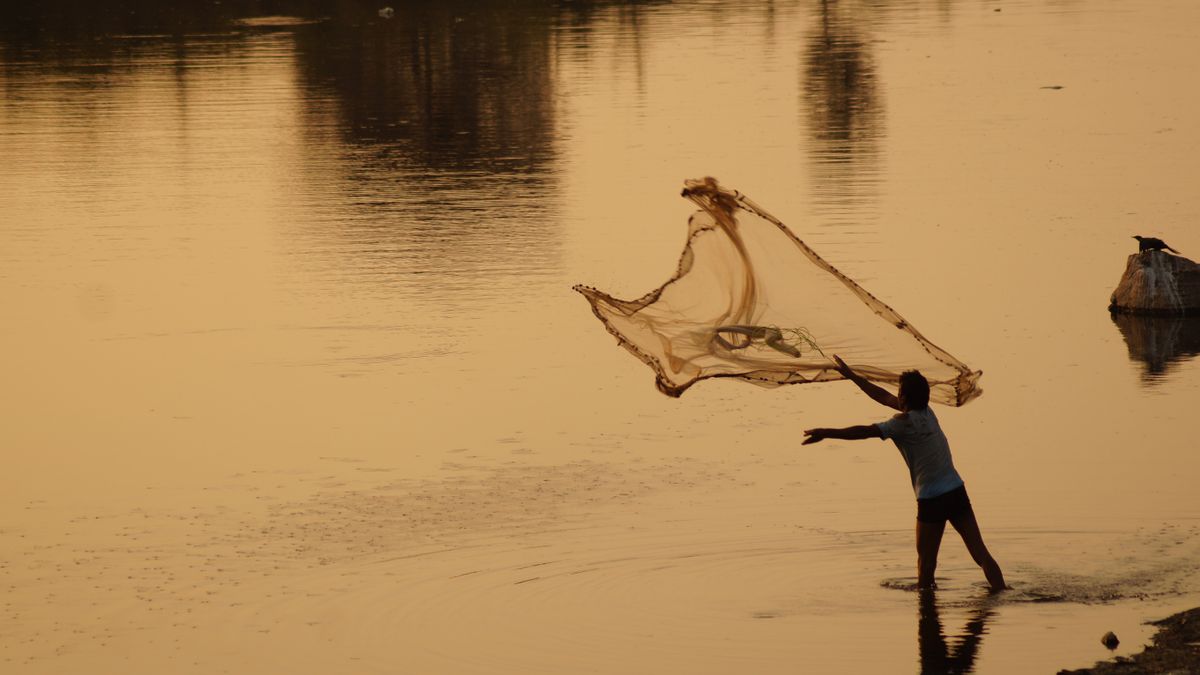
[292,4,559,170]
[0,1,648,302]
[918,590,993,675]
[0,0,893,300]
[0,1,235,43]
[276,1,665,300]
[1111,313,1200,384]
[281,2,597,298]
[802,0,884,225]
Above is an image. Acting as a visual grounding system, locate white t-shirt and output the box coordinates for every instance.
[875,406,964,500]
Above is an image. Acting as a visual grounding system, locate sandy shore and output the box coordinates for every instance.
[1058,606,1200,675]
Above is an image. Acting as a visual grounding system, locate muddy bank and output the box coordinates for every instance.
[1058,606,1200,674]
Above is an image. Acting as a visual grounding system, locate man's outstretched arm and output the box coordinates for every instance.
[831,354,901,411]
[802,425,883,445]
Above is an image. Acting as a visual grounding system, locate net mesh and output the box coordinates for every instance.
[574,177,982,405]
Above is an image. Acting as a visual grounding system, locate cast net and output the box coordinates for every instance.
[573,177,982,405]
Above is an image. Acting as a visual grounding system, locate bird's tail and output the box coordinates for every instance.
[1168,246,1181,254]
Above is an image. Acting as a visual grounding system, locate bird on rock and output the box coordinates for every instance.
[1133,235,1180,254]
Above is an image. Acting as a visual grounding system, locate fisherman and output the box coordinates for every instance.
[802,356,1007,592]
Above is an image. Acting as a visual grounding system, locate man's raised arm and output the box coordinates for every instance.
[831,355,901,411]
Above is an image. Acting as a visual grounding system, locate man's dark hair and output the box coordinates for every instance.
[899,370,930,410]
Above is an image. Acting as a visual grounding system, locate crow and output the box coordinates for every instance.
[1133,235,1180,254]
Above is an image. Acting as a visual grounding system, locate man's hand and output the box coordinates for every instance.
[831,354,854,378]
[830,354,902,411]
[802,428,826,445]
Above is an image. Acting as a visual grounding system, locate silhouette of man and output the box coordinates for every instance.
[802,356,1007,591]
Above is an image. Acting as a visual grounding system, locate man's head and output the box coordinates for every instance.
[898,370,930,411]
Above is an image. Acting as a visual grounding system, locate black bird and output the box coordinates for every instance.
[1133,235,1180,254]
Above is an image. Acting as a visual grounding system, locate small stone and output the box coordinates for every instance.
[1101,631,1119,649]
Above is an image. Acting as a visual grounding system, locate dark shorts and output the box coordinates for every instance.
[916,485,973,524]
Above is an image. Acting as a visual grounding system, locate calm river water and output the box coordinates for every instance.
[3,1,1199,673]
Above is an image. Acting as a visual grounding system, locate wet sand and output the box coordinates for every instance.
[1059,606,1200,675]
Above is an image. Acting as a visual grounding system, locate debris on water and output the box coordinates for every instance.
[1041,85,1064,90]
[378,7,395,19]
[1101,631,1119,649]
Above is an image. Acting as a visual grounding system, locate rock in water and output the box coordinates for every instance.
[1109,250,1200,315]
[1101,631,1120,649]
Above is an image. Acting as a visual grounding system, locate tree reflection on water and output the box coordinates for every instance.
[292,3,559,172]
[802,0,885,225]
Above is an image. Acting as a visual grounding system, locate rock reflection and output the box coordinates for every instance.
[1111,313,1200,384]
[918,590,993,675]
[802,0,885,224]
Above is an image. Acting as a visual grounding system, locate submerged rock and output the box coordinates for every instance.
[1109,250,1200,315]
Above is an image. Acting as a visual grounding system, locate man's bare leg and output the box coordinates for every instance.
[949,510,1006,592]
[916,520,946,589]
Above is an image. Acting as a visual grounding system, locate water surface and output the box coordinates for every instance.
[3,1,1200,673]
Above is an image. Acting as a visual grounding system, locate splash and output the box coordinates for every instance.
[881,523,1200,606]
[575,177,982,404]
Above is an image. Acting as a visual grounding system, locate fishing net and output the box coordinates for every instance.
[573,177,982,405]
